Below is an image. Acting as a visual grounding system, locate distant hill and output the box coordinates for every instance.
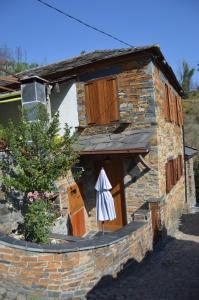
[183,99,199,154]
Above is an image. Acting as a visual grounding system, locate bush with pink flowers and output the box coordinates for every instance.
[0,105,79,243]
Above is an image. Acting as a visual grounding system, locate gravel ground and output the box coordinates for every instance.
[1,212,199,300]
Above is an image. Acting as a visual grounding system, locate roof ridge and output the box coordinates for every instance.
[18,44,158,77]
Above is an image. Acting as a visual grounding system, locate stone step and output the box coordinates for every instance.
[191,206,199,213]
[132,209,150,221]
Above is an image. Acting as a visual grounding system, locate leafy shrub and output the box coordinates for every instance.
[24,199,56,243]
[0,105,79,243]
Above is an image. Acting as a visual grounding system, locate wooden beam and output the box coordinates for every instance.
[0,76,19,83]
[79,148,148,155]
[0,85,17,92]
[138,154,153,170]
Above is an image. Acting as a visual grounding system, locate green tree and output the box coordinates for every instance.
[0,44,39,75]
[179,61,195,96]
[0,105,79,243]
[0,105,78,197]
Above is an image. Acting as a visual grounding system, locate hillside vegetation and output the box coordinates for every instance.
[183,97,199,199]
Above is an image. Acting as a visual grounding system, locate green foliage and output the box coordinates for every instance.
[179,61,195,96]
[0,105,79,243]
[24,199,56,243]
[0,44,39,75]
[183,99,199,201]
[0,124,7,142]
[0,104,79,197]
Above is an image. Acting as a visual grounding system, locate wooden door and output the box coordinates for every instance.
[149,202,160,243]
[95,158,126,231]
[67,183,86,237]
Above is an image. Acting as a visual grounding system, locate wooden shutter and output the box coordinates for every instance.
[166,161,173,193]
[178,97,184,126]
[164,84,170,121]
[174,96,179,125]
[85,77,118,125]
[173,95,178,124]
[67,183,86,237]
[70,208,86,237]
[179,154,183,177]
[106,78,119,122]
[170,160,175,187]
[177,156,180,180]
[173,158,178,184]
[169,87,174,122]
[85,81,99,124]
[166,162,170,193]
[97,79,107,124]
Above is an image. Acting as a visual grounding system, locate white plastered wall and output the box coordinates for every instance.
[50,80,79,135]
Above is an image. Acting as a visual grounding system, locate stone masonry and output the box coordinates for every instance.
[0,218,152,299]
[55,53,186,236]
[153,63,185,234]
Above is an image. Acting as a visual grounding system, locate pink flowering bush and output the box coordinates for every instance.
[0,106,79,243]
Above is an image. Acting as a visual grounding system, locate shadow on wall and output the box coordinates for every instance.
[51,81,73,115]
[86,233,199,300]
[123,156,150,189]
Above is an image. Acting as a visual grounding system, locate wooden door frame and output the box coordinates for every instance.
[94,154,127,230]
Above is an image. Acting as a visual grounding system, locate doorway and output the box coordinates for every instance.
[95,156,127,231]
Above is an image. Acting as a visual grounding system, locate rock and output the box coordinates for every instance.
[17,294,27,300]
[0,287,6,295]
[52,216,68,235]
[0,202,23,234]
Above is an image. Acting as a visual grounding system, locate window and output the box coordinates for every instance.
[85,77,119,125]
[163,84,183,127]
[165,155,183,194]
[177,96,184,126]
[164,84,171,122]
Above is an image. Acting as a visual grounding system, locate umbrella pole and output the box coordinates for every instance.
[102,221,104,235]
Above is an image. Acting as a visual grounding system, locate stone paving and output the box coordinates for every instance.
[1,212,199,299]
[87,212,199,300]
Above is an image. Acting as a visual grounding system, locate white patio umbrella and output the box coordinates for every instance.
[95,168,116,233]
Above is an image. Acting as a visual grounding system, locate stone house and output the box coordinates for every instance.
[0,45,196,239]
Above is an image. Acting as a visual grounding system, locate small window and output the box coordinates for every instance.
[164,84,171,121]
[85,77,119,125]
[165,155,183,194]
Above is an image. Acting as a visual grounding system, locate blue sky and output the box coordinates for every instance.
[1,0,199,84]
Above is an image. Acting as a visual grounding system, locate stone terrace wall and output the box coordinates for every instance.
[185,158,196,210]
[153,63,186,233]
[0,220,152,299]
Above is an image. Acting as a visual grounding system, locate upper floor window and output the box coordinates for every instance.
[165,155,183,194]
[85,77,119,125]
[164,83,183,126]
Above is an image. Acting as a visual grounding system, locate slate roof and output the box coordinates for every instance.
[18,45,158,78]
[184,146,198,160]
[74,128,154,154]
[0,44,183,95]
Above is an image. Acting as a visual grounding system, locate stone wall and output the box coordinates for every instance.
[185,158,196,210]
[76,56,156,135]
[123,147,159,222]
[55,58,186,235]
[152,63,186,233]
[41,57,185,237]
[0,219,153,299]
